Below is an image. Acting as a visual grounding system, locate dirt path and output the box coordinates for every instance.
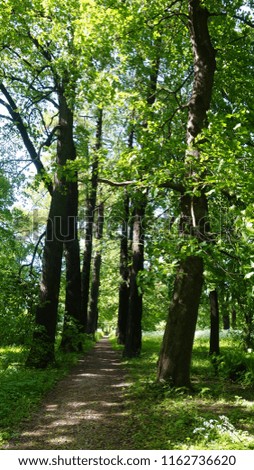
[5,338,135,450]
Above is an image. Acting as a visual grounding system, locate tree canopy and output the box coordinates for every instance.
[0,0,254,386]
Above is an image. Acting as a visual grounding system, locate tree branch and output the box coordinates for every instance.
[0,83,53,195]
[233,14,254,28]
[40,125,60,148]
[0,112,12,122]
[19,230,46,276]
[27,31,53,62]
[98,177,137,187]
[218,248,240,262]
[98,177,184,193]
[29,230,46,275]
[208,11,254,29]
[159,180,185,193]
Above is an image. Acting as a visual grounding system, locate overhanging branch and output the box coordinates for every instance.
[159,181,184,193]
[98,177,137,187]
[19,230,46,276]
[233,14,254,28]
[98,177,184,193]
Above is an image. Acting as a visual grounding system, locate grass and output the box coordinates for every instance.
[1,332,254,450]
[0,336,96,447]
[111,333,254,450]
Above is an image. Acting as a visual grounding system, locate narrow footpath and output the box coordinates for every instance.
[6,338,135,450]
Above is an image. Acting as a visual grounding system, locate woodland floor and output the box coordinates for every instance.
[4,338,135,450]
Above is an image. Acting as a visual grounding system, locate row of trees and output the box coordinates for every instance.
[0,0,254,387]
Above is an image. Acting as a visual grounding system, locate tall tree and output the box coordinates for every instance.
[0,0,84,365]
[0,0,119,362]
[27,82,78,366]
[60,180,83,352]
[81,108,103,330]
[157,0,216,387]
[117,191,130,344]
[124,192,147,357]
[87,200,104,335]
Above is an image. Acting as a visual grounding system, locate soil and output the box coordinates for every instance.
[5,338,135,450]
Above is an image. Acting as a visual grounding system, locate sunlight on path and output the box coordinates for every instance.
[6,338,133,450]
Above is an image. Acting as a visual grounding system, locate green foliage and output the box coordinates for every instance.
[216,350,254,385]
[192,415,248,446]
[111,333,254,449]
[0,340,95,447]
[0,170,38,346]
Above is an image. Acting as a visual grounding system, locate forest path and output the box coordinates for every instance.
[6,338,135,450]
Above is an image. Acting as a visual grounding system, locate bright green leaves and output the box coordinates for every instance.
[0,168,36,346]
[199,109,254,203]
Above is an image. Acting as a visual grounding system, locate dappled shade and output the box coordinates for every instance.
[5,339,133,450]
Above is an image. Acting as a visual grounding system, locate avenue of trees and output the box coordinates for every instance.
[0,0,254,388]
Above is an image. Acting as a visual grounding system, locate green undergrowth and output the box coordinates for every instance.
[0,336,96,447]
[111,333,254,450]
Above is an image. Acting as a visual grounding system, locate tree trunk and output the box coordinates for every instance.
[157,256,204,387]
[231,308,237,329]
[223,311,230,330]
[87,202,104,335]
[60,171,84,351]
[81,109,102,329]
[123,195,146,358]
[209,289,220,355]
[61,239,83,351]
[243,308,254,350]
[117,130,134,345]
[157,0,216,387]
[117,192,130,345]
[26,86,76,367]
[81,196,95,330]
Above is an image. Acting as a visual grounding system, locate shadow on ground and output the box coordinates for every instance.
[5,339,134,450]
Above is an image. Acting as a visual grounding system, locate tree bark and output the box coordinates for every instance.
[123,194,146,357]
[209,289,220,355]
[223,311,230,330]
[117,192,130,345]
[26,85,77,367]
[61,182,83,351]
[81,109,103,329]
[231,308,236,329]
[87,202,104,335]
[157,256,204,387]
[117,130,133,344]
[157,0,216,387]
[58,125,84,350]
